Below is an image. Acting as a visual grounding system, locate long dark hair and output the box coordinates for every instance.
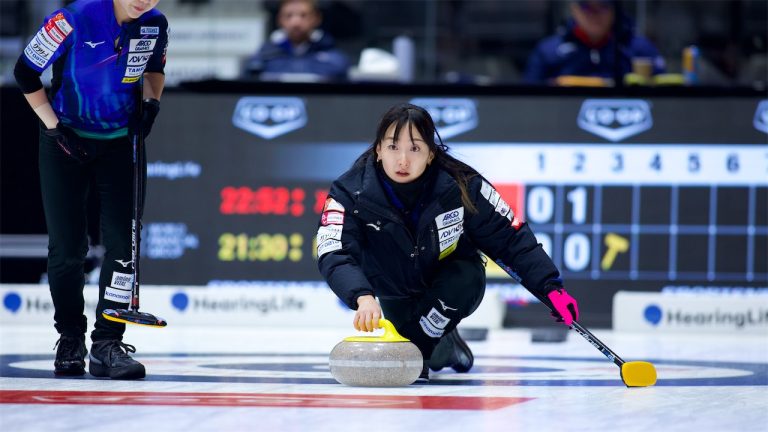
[354,103,479,213]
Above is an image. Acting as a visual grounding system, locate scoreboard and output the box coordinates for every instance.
[135,86,766,322]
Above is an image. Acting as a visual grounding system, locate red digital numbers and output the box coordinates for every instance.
[220,186,303,216]
[314,189,329,214]
[220,186,329,217]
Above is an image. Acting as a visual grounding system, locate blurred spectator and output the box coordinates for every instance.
[524,0,665,85]
[243,0,350,81]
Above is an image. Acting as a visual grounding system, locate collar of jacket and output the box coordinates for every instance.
[352,157,458,225]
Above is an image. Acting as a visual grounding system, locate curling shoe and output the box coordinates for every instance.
[53,334,87,376]
[89,340,145,380]
[428,328,474,373]
[413,360,430,384]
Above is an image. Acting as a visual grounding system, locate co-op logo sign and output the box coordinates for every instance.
[577,99,653,142]
[410,98,478,139]
[232,97,307,139]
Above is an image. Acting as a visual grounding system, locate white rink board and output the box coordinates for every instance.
[0,284,504,329]
[613,290,768,334]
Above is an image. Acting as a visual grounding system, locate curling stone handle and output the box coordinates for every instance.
[379,318,406,342]
[343,318,411,343]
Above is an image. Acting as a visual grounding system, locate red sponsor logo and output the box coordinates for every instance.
[321,211,344,226]
[43,13,72,43]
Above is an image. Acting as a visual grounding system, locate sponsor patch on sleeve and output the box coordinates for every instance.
[24,13,72,70]
[480,181,493,200]
[317,239,342,257]
[482,181,517,220]
[495,196,511,220]
[140,26,159,35]
[321,211,344,226]
[316,224,343,244]
[322,197,345,213]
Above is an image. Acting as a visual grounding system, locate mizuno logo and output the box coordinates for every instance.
[366,223,381,231]
[84,41,105,48]
[438,299,458,311]
[114,259,133,268]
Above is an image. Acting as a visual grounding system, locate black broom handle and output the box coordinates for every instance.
[495,259,626,367]
[130,82,143,312]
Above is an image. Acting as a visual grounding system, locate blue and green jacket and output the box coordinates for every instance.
[15,0,168,138]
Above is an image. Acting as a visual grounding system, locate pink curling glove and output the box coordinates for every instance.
[547,288,579,326]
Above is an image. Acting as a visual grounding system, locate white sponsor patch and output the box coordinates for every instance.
[54,16,73,35]
[488,189,501,207]
[24,45,49,68]
[140,26,159,35]
[426,307,451,329]
[316,224,342,244]
[127,53,152,66]
[110,271,134,290]
[35,30,59,52]
[317,239,342,257]
[321,211,344,226]
[482,181,514,219]
[480,181,493,200]
[438,223,463,252]
[435,207,464,229]
[104,286,131,304]
[323,197,345,213]
[129,38,157,52]
[419,315,445,338]
[124,65,147,77]
[495,197,512,219]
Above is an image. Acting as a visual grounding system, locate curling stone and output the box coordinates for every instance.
[329,318,423,387]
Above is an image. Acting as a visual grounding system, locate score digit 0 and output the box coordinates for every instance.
[218,233,303,262]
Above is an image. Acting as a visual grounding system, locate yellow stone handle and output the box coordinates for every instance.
[343,318,411,343]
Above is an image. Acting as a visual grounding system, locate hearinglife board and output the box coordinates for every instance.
[140,90,768,314]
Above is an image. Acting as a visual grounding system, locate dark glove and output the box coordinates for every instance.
[128,98,160,139]
[43,123,89,163]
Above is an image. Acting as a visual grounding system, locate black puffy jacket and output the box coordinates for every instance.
[316,157,561,309]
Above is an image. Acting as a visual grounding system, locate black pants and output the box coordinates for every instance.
[39,127,142,342]
[379,255,486,360]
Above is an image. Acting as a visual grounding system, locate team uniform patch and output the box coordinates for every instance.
[127,52,152,66]
[129,38,157,52]
[435,208,464,260]
[321,211,344,226]
[322,197,345,213]
[317,239,342,257]
[104,286,131,304]
[140,26,159,35]
[435,208,463,229]
[24,13,72,70]
[426,308,451,329]
[419,315,446,338]
[110,272,134,290]
[316,224,342,244]
[123,38,155,81]
[481,181,516,222]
